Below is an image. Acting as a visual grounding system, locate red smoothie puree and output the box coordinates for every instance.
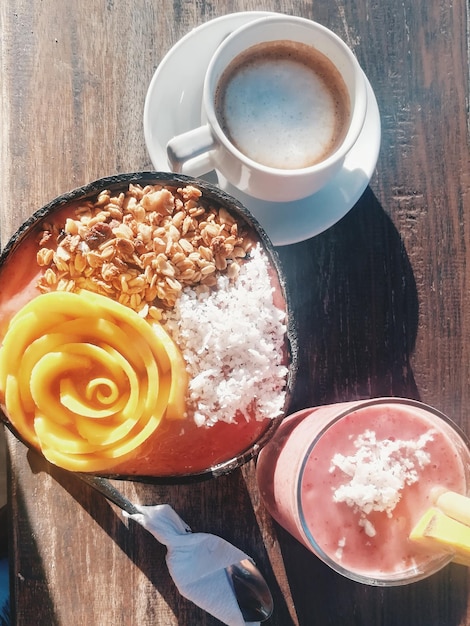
[256,399,470,583]
[0,188,288,478]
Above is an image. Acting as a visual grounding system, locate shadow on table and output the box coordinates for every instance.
[9,460,59,625]
[269,186,468,625]
[275,523,469,626]
[129,468,297,625]
[276,185,421,410]
[38,454,294,626]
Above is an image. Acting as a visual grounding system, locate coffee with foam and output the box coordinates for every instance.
[215,41,350,170]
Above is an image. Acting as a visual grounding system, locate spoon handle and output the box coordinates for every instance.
[77,474,140,515]
[76,473,274,621]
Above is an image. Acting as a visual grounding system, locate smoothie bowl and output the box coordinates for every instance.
[0,172,296,482]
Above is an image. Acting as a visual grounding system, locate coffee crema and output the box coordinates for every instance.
[215,40,351,170]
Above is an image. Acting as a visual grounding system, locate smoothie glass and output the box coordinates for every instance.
[256,398,470,585]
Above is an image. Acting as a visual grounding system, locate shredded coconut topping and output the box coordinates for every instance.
[335,537,346,560]
[163,244,288,427]
[330,428,435,537]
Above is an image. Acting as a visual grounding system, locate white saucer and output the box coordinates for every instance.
[144,12,381,246]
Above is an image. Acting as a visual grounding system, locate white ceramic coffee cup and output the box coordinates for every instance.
[167,15,368,203]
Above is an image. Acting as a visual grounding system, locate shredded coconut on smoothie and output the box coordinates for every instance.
[330,428,436,537]
[163,243,288,427]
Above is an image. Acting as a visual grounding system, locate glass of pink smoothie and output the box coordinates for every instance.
[256,398,470,585]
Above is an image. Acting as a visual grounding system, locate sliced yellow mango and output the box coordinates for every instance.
[34,416,103,455]
[19,334,84,415]
[78,290,173,374]
[0,311,69,393]
[0,289,189,473]
[60,378,122,418]
[152,322,188,420]
[410,506,470,566]
[4,375,38,446]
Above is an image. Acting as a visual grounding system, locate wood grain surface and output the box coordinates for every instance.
[1,0,470,624]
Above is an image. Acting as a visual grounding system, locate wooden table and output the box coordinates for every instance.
[1,0,470,624]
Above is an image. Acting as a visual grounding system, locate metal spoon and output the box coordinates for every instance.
[78,474,274,622]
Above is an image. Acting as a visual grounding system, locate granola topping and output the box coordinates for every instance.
[36,183,254,317]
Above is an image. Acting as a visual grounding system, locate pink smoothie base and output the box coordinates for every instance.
[256,398,470,585]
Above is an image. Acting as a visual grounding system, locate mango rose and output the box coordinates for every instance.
[0,290,188,472]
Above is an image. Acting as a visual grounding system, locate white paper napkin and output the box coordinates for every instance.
[123,504,262,626]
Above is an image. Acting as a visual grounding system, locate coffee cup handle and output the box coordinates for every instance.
[167,125,216,176]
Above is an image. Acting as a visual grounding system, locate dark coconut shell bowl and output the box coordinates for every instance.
[0,172,297,483]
